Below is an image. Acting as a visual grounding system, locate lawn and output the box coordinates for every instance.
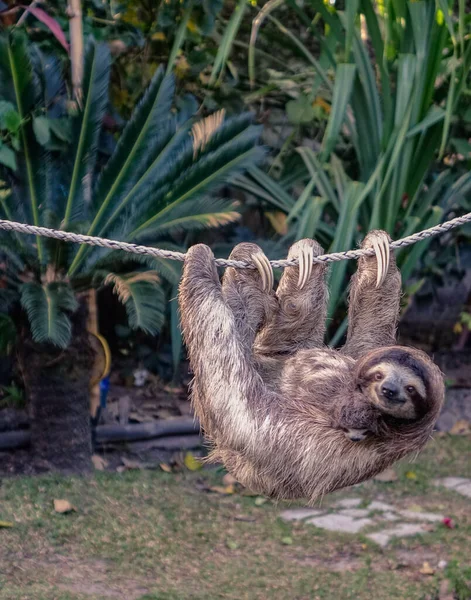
[0,434,470,600]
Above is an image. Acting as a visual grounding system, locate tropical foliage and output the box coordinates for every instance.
[0,30,263,351]
[235,0,471,342]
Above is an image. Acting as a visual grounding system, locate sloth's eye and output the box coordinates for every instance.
[406,385,415,394]
[374,372,383,381]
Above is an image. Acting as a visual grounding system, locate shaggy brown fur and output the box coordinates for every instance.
[179,232,445,503]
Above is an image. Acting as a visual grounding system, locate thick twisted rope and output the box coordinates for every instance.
[0,212,470,269]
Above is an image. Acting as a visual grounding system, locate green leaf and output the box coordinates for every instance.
[62,40,111,229]
[0,314,16,355]
[321,63,356,160]
[0,102,21,133]
[286,94,315,125]
[68,67,175,274]
[0,144,17,171]
[209,0,246,86]
[0,31,43,261]
[166,0,194,75]
[20,282,78,348]
[32,115,50,146]
[104,272,165,335]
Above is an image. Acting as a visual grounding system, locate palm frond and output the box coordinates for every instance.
[104,271,165,335]
[20,281,78,348]
[0,31,44,261]
[136,198,241,238]
[191,109,225,157]
[67,70,176,274]
[130,120,264,237]
[62,40,111,229]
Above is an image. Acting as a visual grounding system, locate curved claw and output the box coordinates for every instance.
[252,252,274,293]
[297,245,313,289]
[372,235,390,288]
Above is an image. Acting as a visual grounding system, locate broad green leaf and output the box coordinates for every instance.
[286,94,315,125]
[0,144,17,171]
[32,116,50,146]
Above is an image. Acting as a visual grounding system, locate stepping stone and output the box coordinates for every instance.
[338,508,370,518]
[334,498,362,508]
[380,512,399,522]
[366,523,430,547]
[279,508,325,522]
[434,477,471,498]
[306,514,373,534]
[368,501,395,512]
[398,510,444,523]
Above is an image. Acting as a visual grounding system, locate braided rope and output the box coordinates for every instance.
[0,212,470,269]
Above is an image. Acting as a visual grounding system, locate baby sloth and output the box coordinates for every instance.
[179,231,445,503]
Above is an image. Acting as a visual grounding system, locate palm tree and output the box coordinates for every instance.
[0,32,264,472]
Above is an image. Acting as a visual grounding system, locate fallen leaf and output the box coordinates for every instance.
[374,468,398,482]
[226,540,238,550]
[405,471,417,480]
[159,463,172,473]
[234,515,256,522]
[54,499,76,514]
[419,561,435,575]
[184,452,202,471]
[281,536,293,545]
[406,504,423,512]
[0,521,14,528]
[254,497,267,506]
[209,485,235,495]
[449,420,470,436]
[121,457,145,470]
[92,455,108,471]
[442,517,455,529]
[222,473,238,486]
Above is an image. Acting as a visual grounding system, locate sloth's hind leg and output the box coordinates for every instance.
[179,244,268,444]
[255,239,328,355]
[341,230,402,359]
[221,243,277,348]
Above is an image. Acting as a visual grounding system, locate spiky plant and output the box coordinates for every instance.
[0,31,263,472]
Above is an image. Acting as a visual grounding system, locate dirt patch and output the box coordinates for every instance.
[11,554,152,600]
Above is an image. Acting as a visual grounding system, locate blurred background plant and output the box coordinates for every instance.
[0,26,262,469]
[0,0,470,368]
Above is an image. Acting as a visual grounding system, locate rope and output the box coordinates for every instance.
[0,212,470,269]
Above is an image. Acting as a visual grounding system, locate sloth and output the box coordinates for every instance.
[179,231,445,503]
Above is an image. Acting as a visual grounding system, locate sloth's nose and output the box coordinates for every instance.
[381,382,402,402]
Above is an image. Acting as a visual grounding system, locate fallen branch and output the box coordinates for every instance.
[0,417,200,450]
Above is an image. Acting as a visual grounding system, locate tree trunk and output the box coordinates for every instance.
[17,303,95,474]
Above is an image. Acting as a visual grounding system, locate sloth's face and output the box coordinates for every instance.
[360,361,426,420]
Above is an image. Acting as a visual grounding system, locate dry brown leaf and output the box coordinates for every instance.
[374,468,398,482]
[92,454,108,471]
[54,499,76,514]
[121,457,145,470]
[160,463,172,473]
[449,420,470,436]
[419,561,435,575]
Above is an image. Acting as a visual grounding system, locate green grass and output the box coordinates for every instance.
[0,434,470,600]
